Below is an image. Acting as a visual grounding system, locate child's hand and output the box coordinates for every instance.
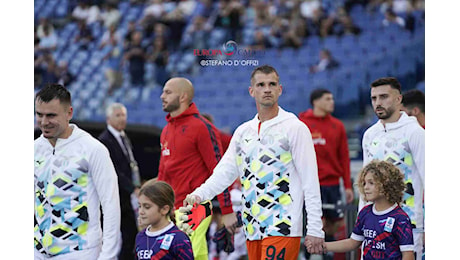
[305,239,313,253]
[304,235,326,254]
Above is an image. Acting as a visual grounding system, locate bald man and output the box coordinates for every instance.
[158,78,236,259]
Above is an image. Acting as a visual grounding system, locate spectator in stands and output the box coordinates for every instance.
[176,0,197,18]
[332,7,362,37]
[276,0,295,19]
[267,17,285,48]
[193,0,215,19]
[162,7,187,52]
[250,30,273,50]
[152,23,169,45]
[401,89,425,128]
[36,17,55,40]
[392,0,413,14]
[140,0,165,38]
[162,0,178,14]
[158,77,236,260]
[99,24,122,50]
[55,60,75,87]
[283,16,307,48]
[150,37,170,87]
[382,9,406,28]
[300,0,321,19]
[181,15,211,50]
[71,0,100,25]
[123,31,148,87]
[253,1,272,27]
[37,24,58,52]
[123,20,138,48]
[99,103,142,260]
[309,49,340,73]
[74,20,94,50]
[34,52,58,89]
[100,2,121,30]
[102,32,123,95]
[299,88,354,260]
[305,6,330,37]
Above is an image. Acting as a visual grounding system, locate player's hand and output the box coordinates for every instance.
[304,235,325,254]
[345,188,354,204]
[212,227,235,253]
[183,194,201,206]
[222,212,238,235]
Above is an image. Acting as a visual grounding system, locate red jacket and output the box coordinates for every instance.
[299,109,352,189]
[158,103,233,214]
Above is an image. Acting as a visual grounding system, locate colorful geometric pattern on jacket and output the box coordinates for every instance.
[34,155,90,256]
[235,130,294,240]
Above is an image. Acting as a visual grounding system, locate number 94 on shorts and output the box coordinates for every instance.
[246,237,301,260]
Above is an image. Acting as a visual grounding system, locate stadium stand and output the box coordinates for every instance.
[35,0,425,158]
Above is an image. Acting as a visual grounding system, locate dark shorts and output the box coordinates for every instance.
[320,185,344,220]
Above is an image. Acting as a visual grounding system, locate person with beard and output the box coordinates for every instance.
[158,77,237,260]
[360,77,425,260]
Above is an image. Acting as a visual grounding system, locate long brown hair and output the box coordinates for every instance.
[139,179,176,223]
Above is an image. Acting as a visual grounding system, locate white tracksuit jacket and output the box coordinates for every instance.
[192,107,324,240]
[34,124,121,259]
[360,112,425,231]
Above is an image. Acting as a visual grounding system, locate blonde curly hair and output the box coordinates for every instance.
[356,160,406,204]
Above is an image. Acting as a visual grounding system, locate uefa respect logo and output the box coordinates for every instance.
[194,40,264,67]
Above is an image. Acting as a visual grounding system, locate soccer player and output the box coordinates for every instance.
[34,84,121,259]
[361,77,424,259]
[184,65,325,259]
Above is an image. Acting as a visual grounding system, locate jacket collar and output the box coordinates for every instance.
[165,102,200,123]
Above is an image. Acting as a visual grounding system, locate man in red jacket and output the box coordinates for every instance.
[299,88,354,258]
[158,77,237,260]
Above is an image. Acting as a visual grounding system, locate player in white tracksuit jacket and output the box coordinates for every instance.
[192,107,324,241]
[185,65,325,259]
[34,84,121,260]
[35,124,121,260]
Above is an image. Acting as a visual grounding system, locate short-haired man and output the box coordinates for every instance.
[34,84,121,259]
[361,77,425,260]
[401,89,425,128]
[184,65,325,259]
[299,88,354,258]
[99,102,141,260]
[158,77,236,260]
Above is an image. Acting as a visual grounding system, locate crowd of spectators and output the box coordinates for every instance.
[34,0,425,92]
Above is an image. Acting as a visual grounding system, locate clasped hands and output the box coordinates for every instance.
[304,235,327,255]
